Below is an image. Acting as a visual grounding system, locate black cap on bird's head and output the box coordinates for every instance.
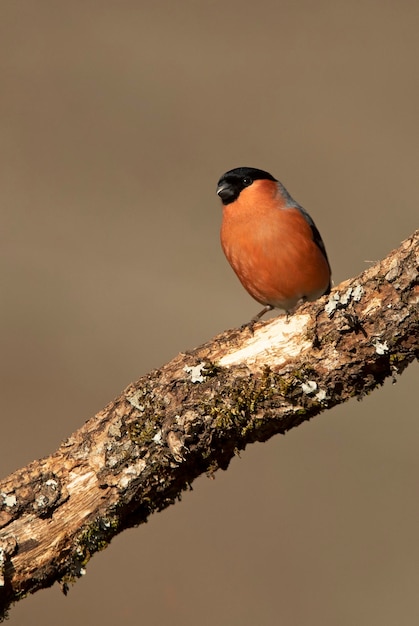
[216,167,277,205]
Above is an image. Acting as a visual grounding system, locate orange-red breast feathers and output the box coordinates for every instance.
[217,167,331,318]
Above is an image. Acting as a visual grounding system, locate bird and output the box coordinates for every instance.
[216,166,331,323]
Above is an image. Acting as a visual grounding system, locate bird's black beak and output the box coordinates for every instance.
[216,183,235,204]
[216,183,228,197]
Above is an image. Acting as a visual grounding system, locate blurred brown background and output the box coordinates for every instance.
[1,1,419,624]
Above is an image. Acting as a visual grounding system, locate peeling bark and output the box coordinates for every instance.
[0,230,418,619]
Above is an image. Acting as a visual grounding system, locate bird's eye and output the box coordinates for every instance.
[242,177,252,187]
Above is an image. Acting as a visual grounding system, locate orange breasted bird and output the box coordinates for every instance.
[216,167,331,322]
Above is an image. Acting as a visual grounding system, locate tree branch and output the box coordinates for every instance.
[1,230,418,619]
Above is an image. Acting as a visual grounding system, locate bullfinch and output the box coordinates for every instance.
[217,167,331,322]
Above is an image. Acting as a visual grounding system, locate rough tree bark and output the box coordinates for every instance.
[0,231,418,619]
